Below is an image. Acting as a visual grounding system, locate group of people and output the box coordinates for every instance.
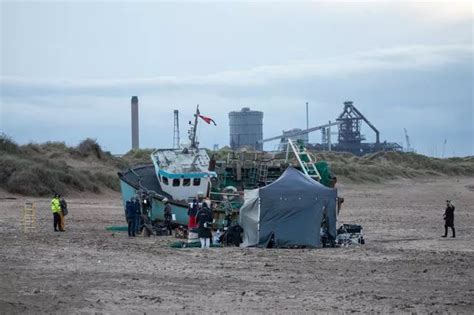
[51,193,68,232]
[124,191,173,237]
[188,197,214,248]
[125,197,141,237]
[122,191,456,246]
[124,192,215,248]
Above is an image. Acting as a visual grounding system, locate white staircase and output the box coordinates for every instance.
[287,139,321,181]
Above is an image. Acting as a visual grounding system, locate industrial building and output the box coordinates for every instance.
[309,101,403,155]
[229,101,403,156]
[229,107,263,151]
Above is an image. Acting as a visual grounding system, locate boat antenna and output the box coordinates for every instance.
[190,104,199,149]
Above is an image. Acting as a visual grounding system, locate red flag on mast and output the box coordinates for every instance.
[198,114,217,126]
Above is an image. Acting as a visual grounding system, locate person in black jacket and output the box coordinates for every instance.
[125,198,136,237]
[133,196,141,234]
[442,200,455,238]
[196,203,213,248]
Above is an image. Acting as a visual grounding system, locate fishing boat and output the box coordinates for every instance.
[118,105,217,226]
[118,106,340,227]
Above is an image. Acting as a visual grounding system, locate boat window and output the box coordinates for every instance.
[183,178,191,186]
[173,179,180,187]
[162,176,169,185]
[193,178,201,186]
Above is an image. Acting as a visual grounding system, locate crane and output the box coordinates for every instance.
[258,121,342,144]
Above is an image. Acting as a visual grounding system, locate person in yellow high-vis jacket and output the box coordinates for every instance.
[51,194,61,232]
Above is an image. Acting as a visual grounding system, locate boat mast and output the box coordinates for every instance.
[190,104,199,149]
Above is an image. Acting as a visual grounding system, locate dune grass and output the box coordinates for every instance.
[1,134,473,196]
[315,151,474,183]
[0,135,122,196]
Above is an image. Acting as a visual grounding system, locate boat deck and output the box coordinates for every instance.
[118,164,177,203]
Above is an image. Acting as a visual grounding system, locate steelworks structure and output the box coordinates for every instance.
[309,101,402,155]
[229,101,402,156]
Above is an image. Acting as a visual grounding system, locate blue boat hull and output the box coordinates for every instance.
[118,165,190,226]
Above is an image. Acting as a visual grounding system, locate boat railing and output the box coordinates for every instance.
[209,191,241,197]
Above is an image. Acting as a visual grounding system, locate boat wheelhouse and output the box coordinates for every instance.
[118,105,218,226]
[151,148,217,201]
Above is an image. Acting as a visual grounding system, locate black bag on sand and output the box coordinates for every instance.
[221,225,243,247]
[155,226,170,236]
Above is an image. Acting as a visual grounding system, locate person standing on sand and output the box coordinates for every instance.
[59,195,68,232]
[442,200,455,238]
[163,198,173,235]
[196,202,214,249]
[222,195,233,228]
[125,197,136,237]
[133,196,141,235]
[188,198,199,229]
[51,194,61,232]
[141,193,151,217]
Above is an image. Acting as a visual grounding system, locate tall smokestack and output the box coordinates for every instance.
[131,96,139,150]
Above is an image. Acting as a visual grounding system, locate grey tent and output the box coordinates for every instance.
[239,167,337,248]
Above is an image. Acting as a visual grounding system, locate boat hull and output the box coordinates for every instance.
[118,165,190,226]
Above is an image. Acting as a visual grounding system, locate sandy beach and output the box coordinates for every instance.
[1,177,473,314]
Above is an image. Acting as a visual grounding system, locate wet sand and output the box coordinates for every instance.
[0,177,473,314]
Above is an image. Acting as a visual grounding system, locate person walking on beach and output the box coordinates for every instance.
[442,200,455,238]
[51,194,61,232]
[59,195,68,232]
[196,203,214,249]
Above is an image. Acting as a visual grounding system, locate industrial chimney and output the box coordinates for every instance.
[131,96,139,150]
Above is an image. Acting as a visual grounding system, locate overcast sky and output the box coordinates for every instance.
[1,1,473,156]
